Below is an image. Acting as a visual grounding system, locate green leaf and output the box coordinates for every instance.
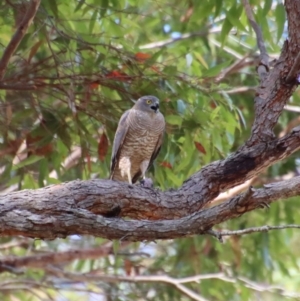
[113,240,120,257]
[235,107,246,128]
[13,156,43,170]
[75,0,86,12]
[89,10,98,33]
[210,106,221,120]
[214,0,223,18]
[45,0,58,18]
[220,18,233,45]
[16,33,31,52]
[100,0,109,18]
[226,4,246,32]
[262,0,272,16]
[165,115,182,126]
[194,51,208,69]
[202,60,232,77]
[38,158,48,187]
[275,3,286,42]
[147,47,165,64]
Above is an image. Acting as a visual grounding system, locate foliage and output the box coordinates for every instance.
[0,0,299,300]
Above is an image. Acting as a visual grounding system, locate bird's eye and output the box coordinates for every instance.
[146,99,152,104]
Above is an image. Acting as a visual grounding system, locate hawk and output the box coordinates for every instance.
[110,95,165,184]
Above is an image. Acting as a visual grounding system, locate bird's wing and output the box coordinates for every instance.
[148,130,165,169]
[110,110,130,179]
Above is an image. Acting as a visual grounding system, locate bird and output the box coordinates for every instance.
[110,95,165,184]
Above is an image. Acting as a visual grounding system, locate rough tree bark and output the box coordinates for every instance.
[0,0,300,241]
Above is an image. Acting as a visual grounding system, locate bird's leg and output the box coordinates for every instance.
[140,160,153,188]
[140,160,149,179]
[126,168,132,184]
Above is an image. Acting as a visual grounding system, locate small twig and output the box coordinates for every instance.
[225,86,256,94]
[215,55,252,82]
[238,276,300,298]
[49,269,224,301]
[0,0,41,80]
[0,83,37,90]
[210,39,244,59]
[205,229,223,243]
[242,0,269,79]
[0,264,23,274]
[140,27,219,49]
[212,224,300,237]
[284,104,300,113]
[0,238,30,250]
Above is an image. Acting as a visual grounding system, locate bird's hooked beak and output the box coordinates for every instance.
[150,102,159,113]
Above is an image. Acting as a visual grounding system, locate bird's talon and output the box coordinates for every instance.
[140,178,153,188]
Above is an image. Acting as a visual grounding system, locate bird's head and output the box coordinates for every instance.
[134,95,160,113]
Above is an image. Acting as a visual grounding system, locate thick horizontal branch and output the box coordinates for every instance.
[1,126,300,225]
[0,169,300,241]
[1,0,300,244]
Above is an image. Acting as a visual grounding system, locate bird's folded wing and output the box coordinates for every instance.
[110,110,130,179]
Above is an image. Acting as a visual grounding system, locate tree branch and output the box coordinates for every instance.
[140,27,220,49]
[0,83,37,90]
[284,104,300,113]
[244,0,300,146]
[237,276,300,299]
[242,0,269,78]
[0,172,300,241]
[0,244,115,272]
[0,238,31,250]
[47,268,300,301]
[48,269,228,301]
[0,0,41,80]
[285,1,300,83]
[1,0,300,243]
[211,224,300,237]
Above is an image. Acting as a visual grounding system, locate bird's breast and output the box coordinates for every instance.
[120,110,164,157]
[130,109,165,133]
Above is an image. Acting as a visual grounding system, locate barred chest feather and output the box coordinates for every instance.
[121,109,164,156]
